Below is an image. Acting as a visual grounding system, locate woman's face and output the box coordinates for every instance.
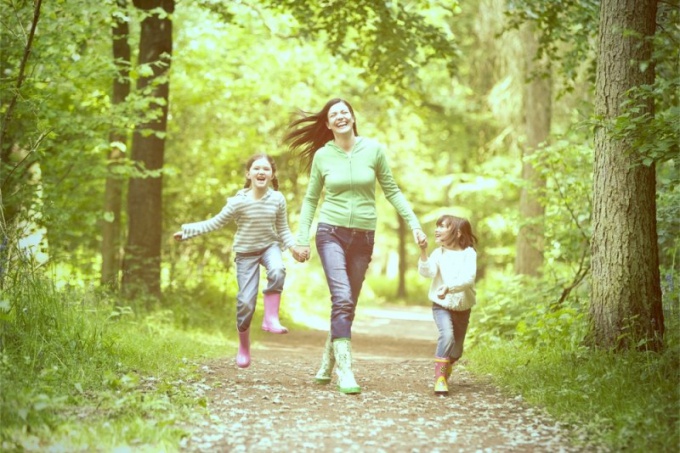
[326,102,355,136]
[246,157,273,190]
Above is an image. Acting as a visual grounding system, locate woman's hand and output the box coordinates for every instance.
[291,246,311,262]
[412,228,427,248]
[436,285,448,300]
[173,231,183,242]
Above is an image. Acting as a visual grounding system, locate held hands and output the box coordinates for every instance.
[291,246,311,263]
[436,285,448,300]
[413,228,428,249]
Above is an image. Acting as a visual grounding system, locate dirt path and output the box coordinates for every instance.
[181,306,583,452]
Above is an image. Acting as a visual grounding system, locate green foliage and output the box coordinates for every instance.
[259,0,460,89]
[1,0,131,273]
[505,0,599,91]
[1,0,677,448]
[526,139,592,265]
[613,82,679,168]
[0,268,226,449]
[163,276,239,332]
[366,269,431,305]
[507,0,679,168]
[468,271,588,349]
[606,5,679,170]
[467,335,680,451]
[658,163,680,321]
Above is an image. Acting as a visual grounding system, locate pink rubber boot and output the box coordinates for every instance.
[261,293,289,334]
[434,357,450,395]
[236,328,251,368]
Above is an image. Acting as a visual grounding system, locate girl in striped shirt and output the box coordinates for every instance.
[174,154,307,368]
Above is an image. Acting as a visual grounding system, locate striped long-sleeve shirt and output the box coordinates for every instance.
[181,188,295,253]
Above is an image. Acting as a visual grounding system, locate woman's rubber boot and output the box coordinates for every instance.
[236,328,251,368]
[314,332,335,384]
[261,292,289,334]
[332,338,361,394]
[434,357,450,395]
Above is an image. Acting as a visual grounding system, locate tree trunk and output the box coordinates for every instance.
[515,24,549,276]
[122,0,174,301]
[591,0,663,350]
[101,0,131,289]
[396,214,407,299]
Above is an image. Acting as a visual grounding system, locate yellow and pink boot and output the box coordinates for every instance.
[434,357,450,395]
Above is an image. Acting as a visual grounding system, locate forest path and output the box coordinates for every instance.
[181,305,582,452]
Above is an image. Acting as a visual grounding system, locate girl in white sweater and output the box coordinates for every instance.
[418,215,478,395]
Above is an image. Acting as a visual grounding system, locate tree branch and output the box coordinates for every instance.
[0,0,43,168]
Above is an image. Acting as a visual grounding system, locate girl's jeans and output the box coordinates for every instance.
[432,304,471,360]
[234,244,285,331]
[315,223,375,340]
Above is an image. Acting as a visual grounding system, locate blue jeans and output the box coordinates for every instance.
[315,223,375,340]
[432,304,471,360]
[234,244,285,331]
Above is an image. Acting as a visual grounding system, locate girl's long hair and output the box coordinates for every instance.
[283,98,358,170]
[437,215,478,250]
[243,153,279,190]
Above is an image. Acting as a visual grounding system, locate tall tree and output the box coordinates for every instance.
[591,0,663,350]
[0,0,44,280]
[102,0,132,289]
[122,0,174,300]
[515,24,550,276]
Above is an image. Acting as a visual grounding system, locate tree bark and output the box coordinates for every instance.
[122,0,174,301]
[515,24,549,276]
[590,0,663,350]
[101,0,131,289]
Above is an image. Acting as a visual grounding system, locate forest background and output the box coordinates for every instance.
[1,0,678,451]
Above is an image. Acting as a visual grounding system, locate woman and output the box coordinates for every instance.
[284,98,427,394]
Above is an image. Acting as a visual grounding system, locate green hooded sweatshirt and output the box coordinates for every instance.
[296,137,421,246]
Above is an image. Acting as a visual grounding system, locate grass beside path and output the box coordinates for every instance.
[466,342,680,452]
[2,273,678,452]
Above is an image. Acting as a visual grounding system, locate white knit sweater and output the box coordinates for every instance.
[418,246,477,311]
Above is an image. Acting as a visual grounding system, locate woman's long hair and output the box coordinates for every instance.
[283,98,358,170]
[243,153,279,190]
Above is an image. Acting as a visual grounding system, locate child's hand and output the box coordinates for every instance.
[412,228,427,247]
[173,231,183,242]
[436,285,448,300]
[291,246,310,262]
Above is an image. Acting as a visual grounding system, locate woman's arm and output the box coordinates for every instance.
[295,156,323,246]
[276,193,296,250]
[374,146,421,231]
